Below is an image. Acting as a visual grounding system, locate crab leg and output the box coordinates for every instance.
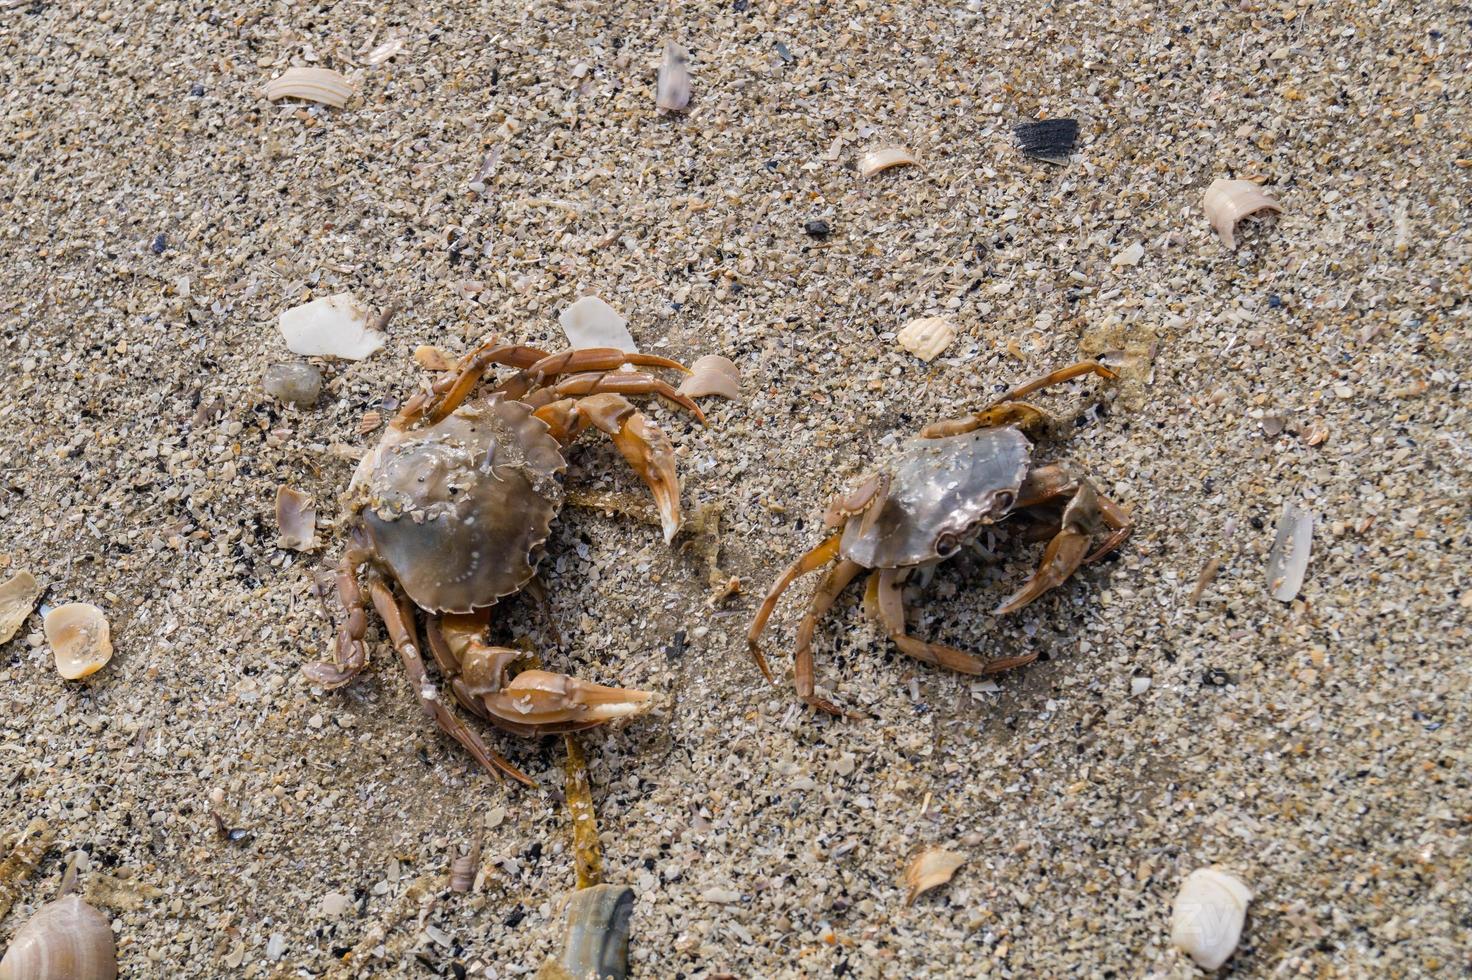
[524,371,706,424]
[993,480,1110,615]
[302,531,374,689]
[367,580,535,786]
[746,533,842,682]
[535,394,685,543]
[874,568,1039,675]
[921,358,1118,439]
[982,359,1117,410]
[498,349,690,404]
[791,559,866,716]
[395,344,552,428]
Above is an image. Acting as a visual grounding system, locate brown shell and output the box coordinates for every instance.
[840,426,1031,568]
[362,395,566,613]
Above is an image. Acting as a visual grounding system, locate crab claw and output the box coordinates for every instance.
[484,669,656,730]
[612,414,682,543]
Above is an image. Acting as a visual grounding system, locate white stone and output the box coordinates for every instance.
[1131,676,1152,696]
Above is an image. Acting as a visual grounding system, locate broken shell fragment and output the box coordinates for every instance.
[264,67,354,108]
[557,884,634,980]
[43,604,112,681]
[276,486,319,552]
[676,355,741,400]
[262,362,323,407]
[0,570,42,644]
[1170,867,1251,970]
[365,38,403,66]
[857,145,918,177]
[903,847,965,905]
[1266,502,1313,601]
[559,296,637,352]
[0,893,118,980]
[1203,178,1283,249]
[1014,118,1078,163]
[895,316,957,362]
[414,345,457,372]
[278,292,385,360]
[655,42,691,112]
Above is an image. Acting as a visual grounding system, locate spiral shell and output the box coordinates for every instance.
[43,603,112,680]
[0,894,118,980]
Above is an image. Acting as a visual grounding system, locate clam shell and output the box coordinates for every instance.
[675,355,741,400]
[0,570,41,644]
[857,145,918,177]
[895,316,957,362]
[1170,867,1251,970]
[0,894,117,980]
[43,604,112,681]
[559,296,637,352]
[904,847,965,905]
[264,67,354,108]
[275,486,319,552]
[278,292,384,360]
[558,884,634,980]
[1265,502,1313,601]
[1202,178,1282,249]
[366,38,403,66]
[655,41,691,112]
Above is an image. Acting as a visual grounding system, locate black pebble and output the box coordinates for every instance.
[803,219,831,238]
[733,0,748,9]
[1202,668,1232,687]
[503,906,526,928]
[1268,294,1282,308]
[189,83,205,97]
[151,233,167,254]
[1014,118,1079,160]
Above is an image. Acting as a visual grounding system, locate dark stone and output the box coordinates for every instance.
[803,219,831,238]
[151,233,167,254]
[1014,118,1079,161]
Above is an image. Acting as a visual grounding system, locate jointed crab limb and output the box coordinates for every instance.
[981,359,1117,410]
[302,534,374,689]
[993,481,1104,615]
[792,559,865,716]
[496,347,689,402]
[746,533,842,682]
[367,579,535,786]
[525,371,706,423]
[395,344,551,428]
[921,401,1052,440]
[875,568,1040,675]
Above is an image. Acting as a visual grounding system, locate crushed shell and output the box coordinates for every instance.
[676,355,741,400]
[0,570,41,644]
[655,41,692,112]
[1202,178,1283,249]
[43,603,113,680]
[904,848,965,905]
[275,486,318,552]
[264,67,354,108]
[857,145,918,177]
[895,316,958,362]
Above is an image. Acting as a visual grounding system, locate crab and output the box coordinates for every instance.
[748,360,1134,714]
[303,340,708,784]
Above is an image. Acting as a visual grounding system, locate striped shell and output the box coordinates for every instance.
[0,894,117,980]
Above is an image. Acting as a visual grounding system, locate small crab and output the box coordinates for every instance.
[304,340,708,784]
[748,360,1134,714]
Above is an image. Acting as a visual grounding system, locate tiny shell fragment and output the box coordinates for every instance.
[264,67,354,108]
[414,345,457,372]
[278,292,385,360]
[559,296,637,352]
[43,603,112,681]
[895,316,957,362]
[904,847,965,905]
[1266,502,1312,601]
[276,486,319,552]
[858,146,918,177]
[1203,178,1283,249]
[655,41,691,112]
[676,355,741,400]
[557,884,634,980]
[366,38,403,66]
[1111,242,1145,267]
[0,570,42,644]
[1171,867,1251,970]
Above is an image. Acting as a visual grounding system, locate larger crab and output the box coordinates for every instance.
[748,360,1134,714]
[304,341,707,784]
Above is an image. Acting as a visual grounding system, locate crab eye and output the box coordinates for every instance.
[936,532,960,556]
[995,491,1015,511]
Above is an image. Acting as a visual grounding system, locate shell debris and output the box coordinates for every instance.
[0,570,41,644]
[676,355,741,400]
[559,296,637,352]
[264,66,354,108]
[655,41,692,112]
[1202,178,1283,249]
[43,604,112,681]
[1266,502,1312,601]
[857,145,918,177]
[275,486,319,552]
[895,316,957,362]
[1170,867,1251,970]
[904,847,965,905]
[278,292,385,360]
[0,893,117,980]
[365,38,403,66]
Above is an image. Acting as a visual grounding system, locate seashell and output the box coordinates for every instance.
[903,847,965,905]
[278,292,385,360]
[1266,502,1312,601]
[1170,867,1251,970]
[0,894,117,980]
[557,884,634,980]
[264,67,354,108]
[895,316,957,362]
[275,486,318,552]
[655,41,692,112]
[559,296,637,352]
[675,355,741,400]
[1014,117,1078,163]
[262,362,322,407]
[857,145,918,177]
[366,38,403,66]
[1202,178,1283,249]
[1111,242,1145,267]
[0,570,41,644]
[358,410,383,435]
[414,345,457,372]
[43,604,112,681]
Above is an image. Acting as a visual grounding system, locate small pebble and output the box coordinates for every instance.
[263,363,323,407]
[189,83,205,96]
[151,233,167,254]
[803,219,831,238]
[266,932,286,961]
[1130,676,1152,696]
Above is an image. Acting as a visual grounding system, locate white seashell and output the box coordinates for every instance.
[278,292,385,360]
[1170,867,1251,970]
[895,316,957,362]
[276,486,319,552]
[43,604,112,681]
[559,296,637,352]
[0,894,117,980]
[0,570,41,644]
[903,847,965,905]
[1111,241,1145,267]
[857,145,919,177]
[676,355,741,400]
[264,67,354,108]
[1202,178,1283,249]
[1266,502,1312,601]
[366,38,403,66]
[655,41,692,112]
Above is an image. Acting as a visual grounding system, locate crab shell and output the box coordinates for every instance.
[354,394,567,613]
[839,426,1031,567]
